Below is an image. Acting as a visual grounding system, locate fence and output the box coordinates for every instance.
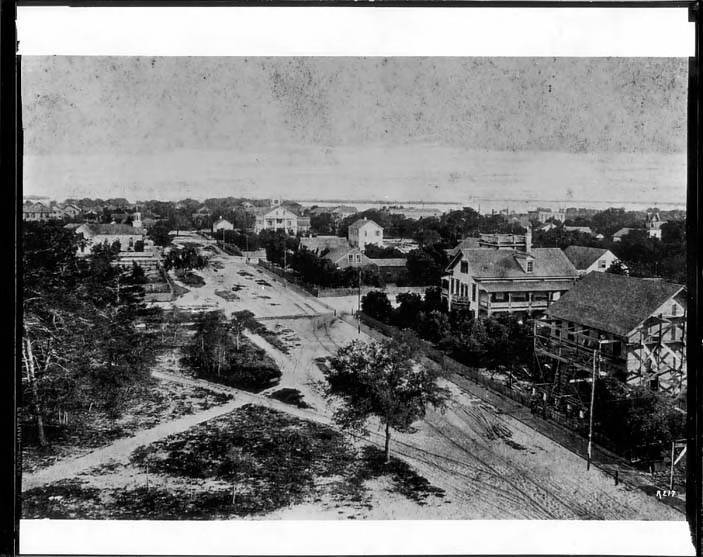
[357,311,626,454]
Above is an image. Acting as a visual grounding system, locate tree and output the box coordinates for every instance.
[361,290,393,322]
[324,333,450,462]
[393,292,424,329]
[148,220,172,247]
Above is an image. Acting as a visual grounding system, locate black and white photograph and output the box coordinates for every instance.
[14,5,699,555]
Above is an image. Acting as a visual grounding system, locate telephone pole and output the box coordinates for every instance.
[357,265,361,334]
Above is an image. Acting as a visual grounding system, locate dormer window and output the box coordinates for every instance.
[527,261,533,272]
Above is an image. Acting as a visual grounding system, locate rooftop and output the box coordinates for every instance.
[448,247,577,280]
[563,245,610,270]
[545,272,684,336]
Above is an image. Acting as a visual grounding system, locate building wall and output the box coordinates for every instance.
[581,251,620,275]
[213,220,234,231]
[254,207,299,234]
[349,222,383,251]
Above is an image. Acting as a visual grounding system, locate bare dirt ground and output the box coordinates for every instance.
[23,237,684,520]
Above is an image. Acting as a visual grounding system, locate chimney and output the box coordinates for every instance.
[524,227,532,253]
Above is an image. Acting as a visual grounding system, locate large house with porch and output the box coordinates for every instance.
[441,231,578,317]
[535,272,686,396]
[253,203,309,235]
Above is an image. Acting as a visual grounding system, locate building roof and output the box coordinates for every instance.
[545,272,684,337]
[332,205,358,213]
[613,227,636,238]
[367,258,407,268]
[563,246,610,270]
[300,236,349,253]
[323,246,365,264]
[23,202,52,213]
[349,218,382,232]
[448,237,480,256]
[564,226,594,235]
[77,223,145,236]
[449,248,578,280]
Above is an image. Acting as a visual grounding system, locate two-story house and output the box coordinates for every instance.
[253,204,302,235]
[441,231,578,317]
[535,272,686,396]
[348,218,383,251]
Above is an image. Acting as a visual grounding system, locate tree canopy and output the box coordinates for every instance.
[324,333,449,462]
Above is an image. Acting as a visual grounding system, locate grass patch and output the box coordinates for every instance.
[353,446,446,505]
[232,310,290,354]
[25,406,445,519]
[214,289,240,301]
[268,388,311,409]
[175,269,205,287]
[21,378,232,473]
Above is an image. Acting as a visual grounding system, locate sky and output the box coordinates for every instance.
[21,57,688,206]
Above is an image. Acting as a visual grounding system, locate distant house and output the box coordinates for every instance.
[299,235,350,254]
[331,205,358,221]
[442,231,578,317]
[297,216,311,235]
[539,222,558,232]
[253,204,304,235]
[192,206,212,225]
[368,257,408,283]
[528,208,566,224]
[563,246,622,276]
[212,217,234,233]
[612,227,636,242]
[60,204,82,219]
[564,226,595,236]
[23,201,52,222]
[537,272,686,396]
[646,212,666,240]
[348,218,383,251]
[323,246,372,269]
[383,237,419,254]
[74,223,147,255]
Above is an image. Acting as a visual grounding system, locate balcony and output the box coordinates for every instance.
[451,296,471,307]
[479,296,550,312]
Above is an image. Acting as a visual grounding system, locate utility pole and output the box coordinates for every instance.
[356,262,363,334]
[586,346,598,470]
[283,235,287,288]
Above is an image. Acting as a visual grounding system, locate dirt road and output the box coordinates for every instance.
[25,238,684,520]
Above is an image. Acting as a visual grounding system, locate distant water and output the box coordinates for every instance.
[23,146,686,210]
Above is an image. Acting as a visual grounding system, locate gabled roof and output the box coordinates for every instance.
[564,226,594,235]
[545,272,684,337]
[448,237,480,256]
[77,223,145,236]
[332,205,357,213]
[563,246,610,270]
[324,246,365,264]
[23,202,52,213]
[613,227,637,238]
[300,236,350,253]
[349,218,382,232]
[448,248,578,280]
[367,258,407,267]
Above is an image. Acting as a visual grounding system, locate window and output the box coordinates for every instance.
[526,261,533,272]
[356,254,361,262]
[472,284,476,301]
[672,304,678,316]
[348,254,353,263]
[460,261,469,274]
[375,230,380,236]
[599,259,607,269]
